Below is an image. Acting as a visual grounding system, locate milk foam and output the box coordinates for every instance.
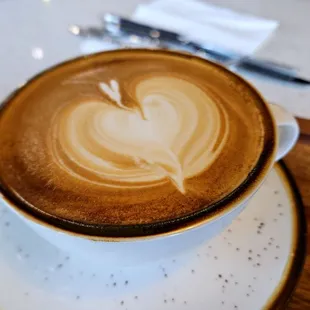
[0,50,272,228]
[49,77,229,194]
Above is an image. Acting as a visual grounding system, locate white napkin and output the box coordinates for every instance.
[81,0,278,56]
[133,0,278,55]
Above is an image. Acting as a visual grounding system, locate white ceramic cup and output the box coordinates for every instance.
[0,51,299,266]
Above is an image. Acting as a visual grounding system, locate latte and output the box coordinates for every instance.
[0,50,275,236]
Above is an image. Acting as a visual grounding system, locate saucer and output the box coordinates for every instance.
[0,162,306,310]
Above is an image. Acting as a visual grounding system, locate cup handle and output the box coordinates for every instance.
[268,103,299,161]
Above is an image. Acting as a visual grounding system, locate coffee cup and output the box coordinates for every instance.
[0,49,299,265]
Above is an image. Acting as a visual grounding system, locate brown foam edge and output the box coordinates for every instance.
[0,49,278,241]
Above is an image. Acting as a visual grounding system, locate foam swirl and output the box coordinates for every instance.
[0,50,272,227]
[49,77,229,193]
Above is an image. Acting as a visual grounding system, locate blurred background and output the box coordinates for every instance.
[0,0,309,118]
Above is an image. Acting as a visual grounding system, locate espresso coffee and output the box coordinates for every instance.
[0,50,275,236]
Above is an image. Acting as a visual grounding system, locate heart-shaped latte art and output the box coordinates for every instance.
[49,76,229,193]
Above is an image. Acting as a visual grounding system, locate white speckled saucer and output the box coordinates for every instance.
[0,163,305,310]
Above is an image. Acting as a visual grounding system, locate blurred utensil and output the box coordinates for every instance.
[69,15,310,85]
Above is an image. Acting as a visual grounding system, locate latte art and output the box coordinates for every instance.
[50,78,229,193]
[0,50,275,231]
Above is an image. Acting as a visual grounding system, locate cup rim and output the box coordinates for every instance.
[0,48,278,241]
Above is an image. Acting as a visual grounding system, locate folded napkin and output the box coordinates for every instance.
[133,0,278,55]
[81,0,278,56]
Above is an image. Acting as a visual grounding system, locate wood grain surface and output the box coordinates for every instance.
[284,118,310,310]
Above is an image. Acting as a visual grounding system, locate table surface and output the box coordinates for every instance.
[285,118,310,310]
[0,0,309,308]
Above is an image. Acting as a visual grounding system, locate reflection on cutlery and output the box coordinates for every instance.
[69,14,310,85]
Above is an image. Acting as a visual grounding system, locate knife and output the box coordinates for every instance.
[101,13,310,85]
